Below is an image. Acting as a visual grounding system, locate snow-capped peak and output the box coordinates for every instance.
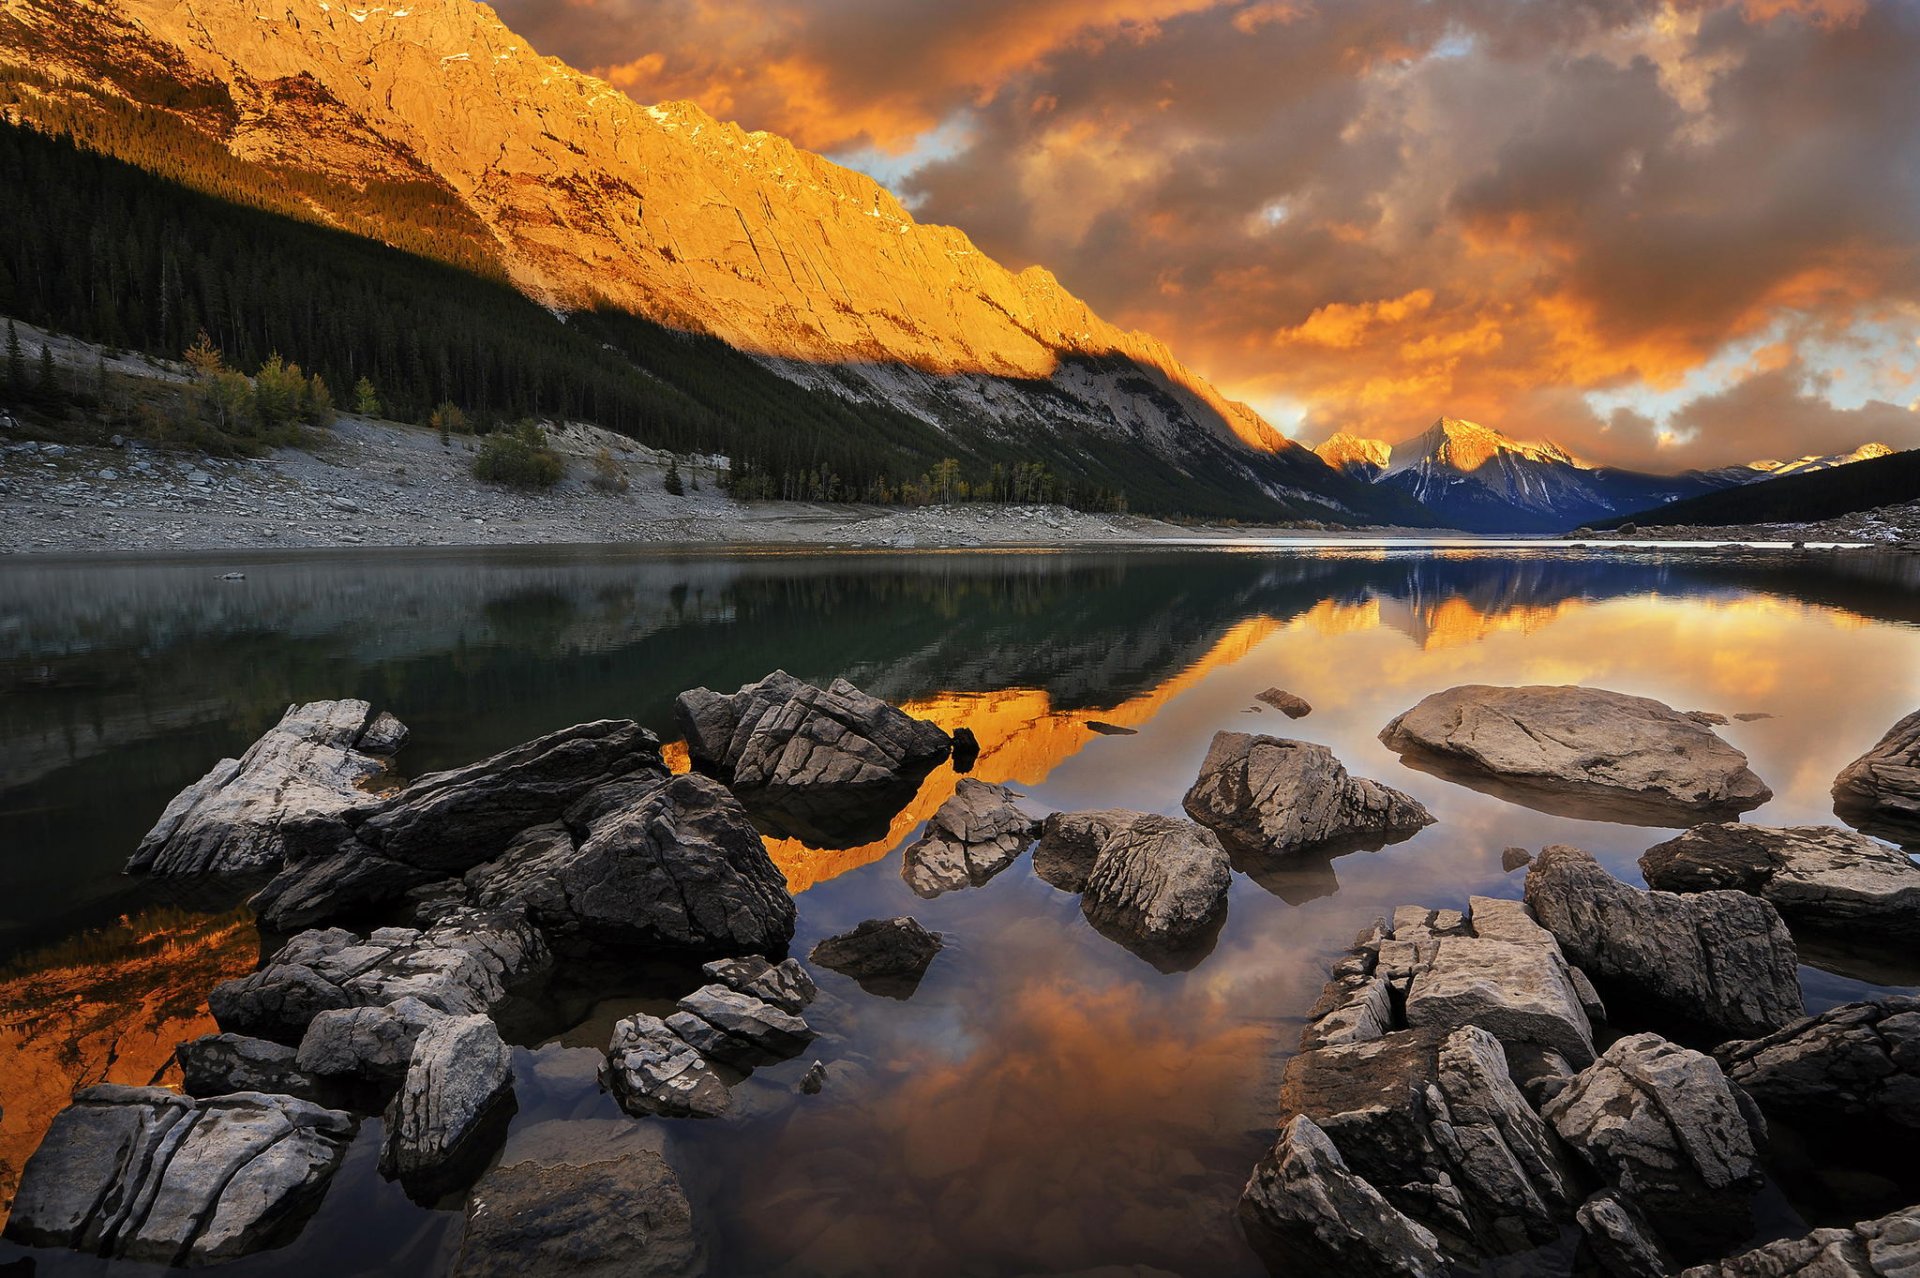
[1385,417,1583,476]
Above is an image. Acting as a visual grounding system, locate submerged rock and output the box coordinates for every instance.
[1255,688,1313,718]
[1524,844,1803,1040]
[453,1144,702,1278]
[1715,995,1920,1133]
[1833,707,1920,845]
[1676,1203,1920,1277]
[1544,1033,1765,1255]
[901,778,1043,898]
[129,699,402,876]
[380,1014,515,1194]
[604,1013,731,1119]
[1380,685,1771,822]
[4,1085,355,1265]
[1641,823,1920,941]
[1182,731,1432,858]
[810,916,942,993]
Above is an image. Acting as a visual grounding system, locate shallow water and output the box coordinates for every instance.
[1,544,1917,1276]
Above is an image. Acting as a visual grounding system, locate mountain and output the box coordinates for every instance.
[0,0,1422,523]
[1314,433,1391,480]
[1703,443,1897,485]
[1596,447,1920,530]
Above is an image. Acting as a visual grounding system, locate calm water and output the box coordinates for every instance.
[2,545,1918,1277]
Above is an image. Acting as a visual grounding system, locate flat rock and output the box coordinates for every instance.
[129,699,401,875]
[1642,823,1920,941]
[1525,844,1803,1041]
[810,916,942,994]
[295,996,445,1081]
[3,1084,355,1265]
[1404,931,1596,1067]
[1181,731,1432,858]
[1715,995,1920,1133]
[1833,707,1920,845]
[1380,685,1771,822]
[1677,1204,1920,1277]
[604,1013,731,1119]
[668,984,814,1067]
[453,1145,702,1278]
[1256,688,1313,718]
[901,778,1042,897]
[699,955,817,1015]
[380,1014,515,1193]
[1544,1032,1765,1255]
[177,1032,324,1100]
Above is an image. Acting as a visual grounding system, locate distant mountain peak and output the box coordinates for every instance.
[1389,417,1582,475]
[1314,432,1392,477]
[1743,442,1895,477]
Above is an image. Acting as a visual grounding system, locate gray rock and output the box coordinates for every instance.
[668,984,814,1067]
[901,778,1042,897]
[798,1061,827,1094]
[1256,687,1313,718]
[1067,810,1232,960]
[381,1014,515,1190]
[357,710,410,755]
[1644,823,1920,942]
[1544,1032,1764,1254]
[1181,732,1433,858]
[3,1085,355,1264]
[699,955,816,1015]
[1381,684,1771,821]
[129,699,400,875]
[453,1145,702,1278]
[1677,1204,1920,1277]
[295,996,444,1081]
[1502,846,1533,872]
[1525,844,1803,1040]
[1405,931,1597,1068]
[604,1013,731,1119]
[1577,1190,1673,1278]
[1032,810,1114,892]
[1714,995,1920,1132]
[177,1033,323,1100]
[1238,1114,1450,1278]
[810,916,942,987]
[1833,707,1920,846]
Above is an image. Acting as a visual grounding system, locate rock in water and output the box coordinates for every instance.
[667,984,814,1067]
[1181,731,1432,858]
[381,1014,515,1195]
[176,1033,324,1100]
[1524,844,1803,1040]
[129,699,403,875]
[1676,1204,1920,1277]
[4,1085,355,1264]
[1380,685,1771,822]
[699,955,817,1015]
[1080,812,1232,957]
[296,997,445,1082]
[1715,996,1920,1133]
[810,916,942,994]
[1256,688,1313,718]
[900,778,1042,897]
[453,1146,702,1278]
[1641,823,1920,941]
[1239,1114,1451,1278]
[1544,1033,1765,1255]
[604,1013,732,1119]
[1833,707,1920,845]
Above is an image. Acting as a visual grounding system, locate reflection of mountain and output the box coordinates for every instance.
[0,908,259,1226]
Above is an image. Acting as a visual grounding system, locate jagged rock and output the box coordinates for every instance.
[1677,1204,1920,1277]
[465,772,795,955]
[1544,1032,1765,1255]
[295,996,444,1081]
[810,916,943,990]
[798,1061,827,1094]
[1502,846,1533,872]
[249,719,661,929]
[1524,844,1803,1040]
[665,984,814,1067]
[209,909,548,1044]
[3,1085,355,1264]
[453,1144,702,1278]
[1238,1114,1450,1278]
[1035,810,1231,962]
[1032,810,1113,892]
[1256,688,1313,718]
[176,1033,323,1100]
[128,699,401,876]
[1833,708,1920,845]
[1404,923,1596,1066]
[1715,996,1920,1132]
[700,955,816,1015]
[1380,685,1771,822]
[380,1014,515,1192]
[1577,1190,1674,1278]
[1642,823,1920,940]
[604,1013,731,1119]
[1181,732,1432,858]
[900,778,1042,897]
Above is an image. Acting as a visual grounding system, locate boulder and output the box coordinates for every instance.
[1042,810,1231,963]
[1255,688,1313,718]
[1642,823,1920,941]
[900,778,1042,897]
[1032,810,1116,892]
[1524,844,1803,1040]
[1576,1190,1674,1278]
[699,955,817,1015]
[1544,1032,1765,1255]
[604,1013,732,1119]
[466,772,795,955]
[177,1032,323,1100]
[810,916,942,991]
[1714,996,1920,1133]
[1380,685,1771,822]
[666,984,814,1068]
[1404,930,1596,1067]
[453,1145,702,1278]
[1677,1204,1920,1277]
[1833,707,1920,845]
[249,719,662,929]
[129,699,402,876]
[380,1014,515,1193]
[295,996,444,1082]
[1238,1114,1450,1278]
[3,1085,354,1264]
[1181,732,1433,858]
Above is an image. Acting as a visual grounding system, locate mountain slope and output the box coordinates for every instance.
[0,0,1414,521]
[1596,448,1920,530]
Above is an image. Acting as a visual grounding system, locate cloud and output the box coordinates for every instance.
[490,0,1920,468]
[1660,355,1920,465]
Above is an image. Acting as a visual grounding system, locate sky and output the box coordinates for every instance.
[487,0,1920,469]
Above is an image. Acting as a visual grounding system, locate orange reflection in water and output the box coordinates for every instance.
[0,909,259,1225]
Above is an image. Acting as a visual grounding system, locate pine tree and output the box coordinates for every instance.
[4,319,23,397]
[663,457,684,496]
[35,342,57,404]
[353,375,380,416]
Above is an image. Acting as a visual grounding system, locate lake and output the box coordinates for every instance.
[2,544,1917,1276]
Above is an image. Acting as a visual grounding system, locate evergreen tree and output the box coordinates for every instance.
[663,457,684,495]
[4,318,22,397]
[35,342,57,404]
[353,375,380,416]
